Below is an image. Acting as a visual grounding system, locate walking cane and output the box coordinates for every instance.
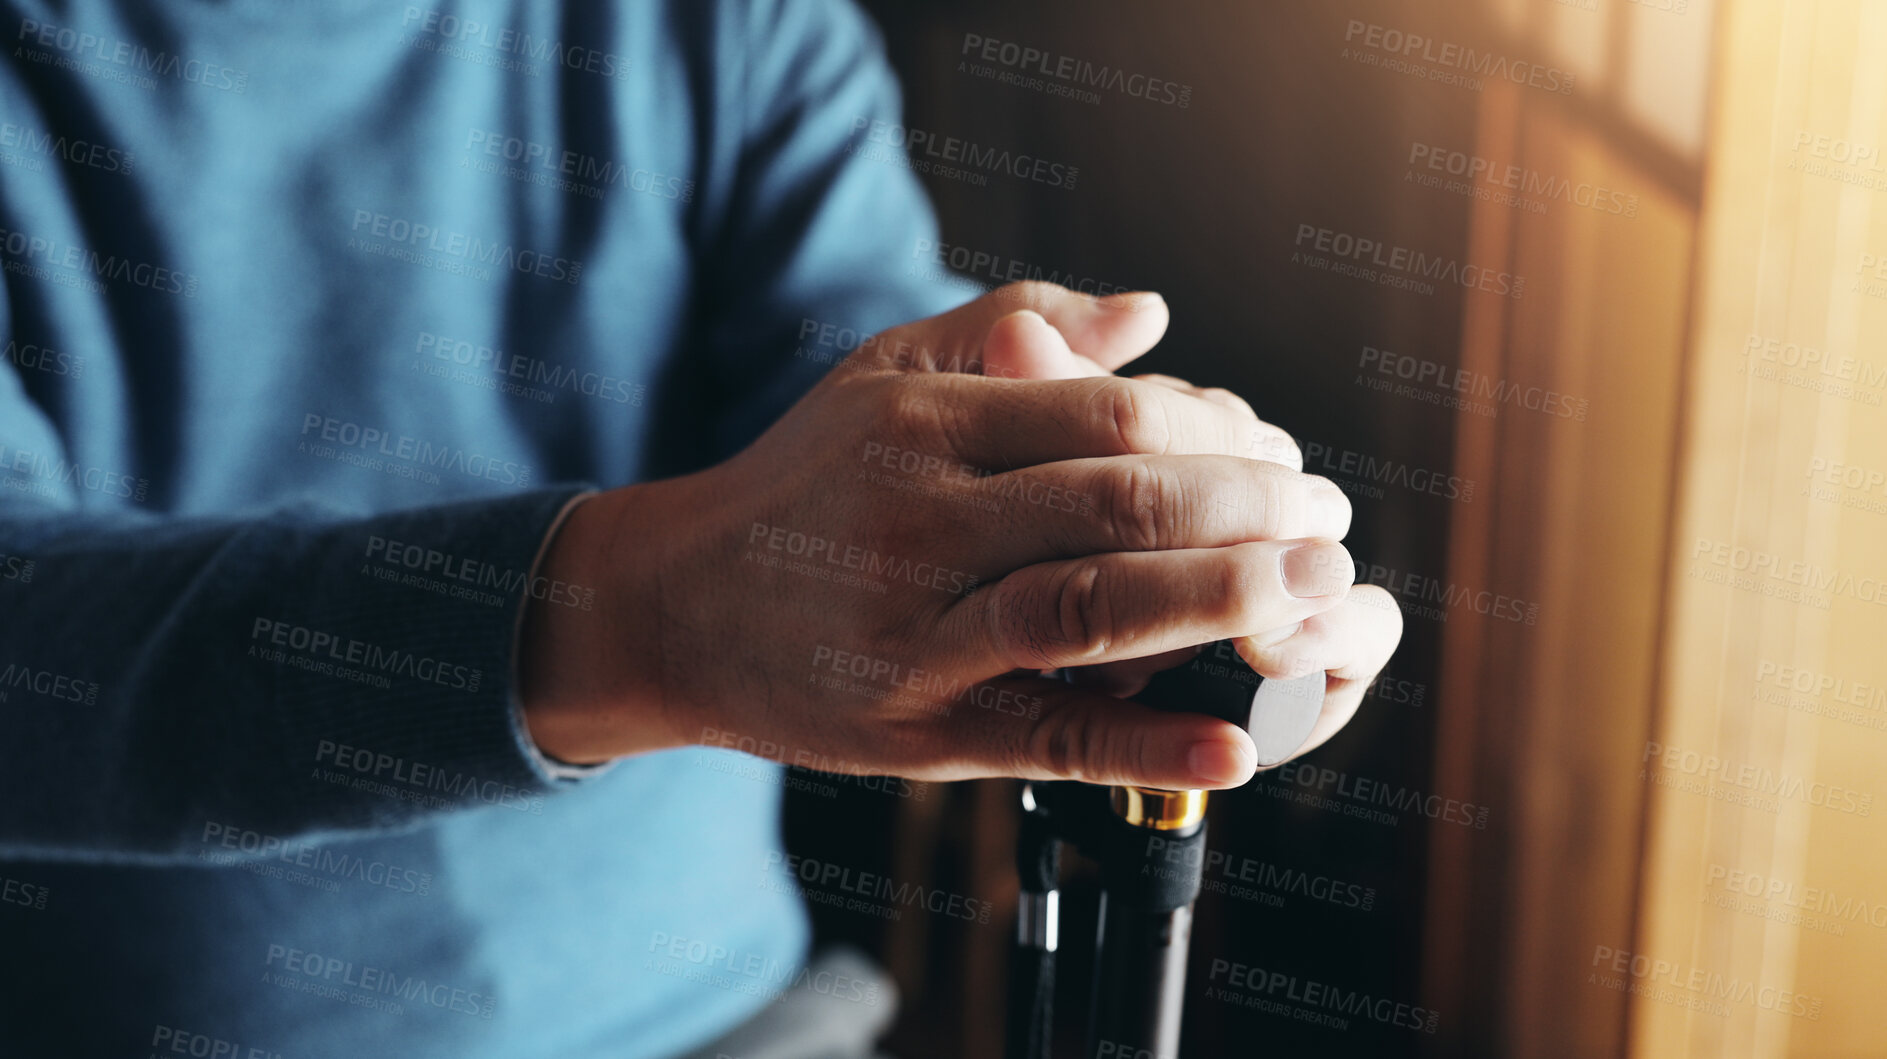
[1006,647,1326,1059]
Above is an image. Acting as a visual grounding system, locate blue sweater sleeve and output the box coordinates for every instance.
[696,0,970,456]
[0,0,962,867]
[0,347,595,863]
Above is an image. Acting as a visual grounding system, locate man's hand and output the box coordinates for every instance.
[519,283,1402,790]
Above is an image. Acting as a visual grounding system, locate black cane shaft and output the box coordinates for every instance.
[1089,896,1192,1059]
[1086,809,1206,1059]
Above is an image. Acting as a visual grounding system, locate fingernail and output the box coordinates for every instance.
[1249,672,1327,767]
[1309,480,1350,536]
[1101,290,1164,313]
[1186,738,1255,786]
[1281,540,1353,598]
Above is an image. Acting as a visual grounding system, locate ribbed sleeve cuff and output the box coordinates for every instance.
[258,485,612,829]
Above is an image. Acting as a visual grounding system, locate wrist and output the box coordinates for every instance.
[517,481,679,764]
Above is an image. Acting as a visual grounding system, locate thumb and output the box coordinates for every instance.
[849,282,1169,376]
[1050,289,1170,373]
[980,310,1110,380]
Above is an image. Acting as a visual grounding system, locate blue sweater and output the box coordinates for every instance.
[0,1,961,1054]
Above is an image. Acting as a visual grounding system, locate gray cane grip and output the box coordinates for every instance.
[1130,643,1327,770]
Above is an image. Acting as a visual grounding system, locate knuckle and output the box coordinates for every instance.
[1209,546,1267,631]
[1054,562,1113,659]
[1203,387,1257,419]
[1244,467,1287,539]
[985,564,1109,668]
[1027,703,1125,781]
[1096,379,1171,455]
[1104,461,1170,551]
[875,373,932,428]
[1029,709,1087,778]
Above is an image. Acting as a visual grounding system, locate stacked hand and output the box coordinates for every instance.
[521,282,1402,790]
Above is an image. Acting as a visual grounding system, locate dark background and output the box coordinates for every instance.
[788,1,1480,1055]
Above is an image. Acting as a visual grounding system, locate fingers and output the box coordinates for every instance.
[1063,644,1204,698]
[906,584,1401,787]
[969,454,1351,570]
[916,672,1260,789]
[1232,584,1404,763]
[1130,373,1302,469]
[981,310,1113,381]
[934,373,1296,471]
[980,285,1169,375]
[976,316,1300,469]
[1235,584,1402,682]
[854,281,1169,376]
[946,538,1356,673]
